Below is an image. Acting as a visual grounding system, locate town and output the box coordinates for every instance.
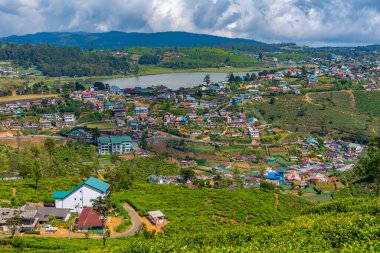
[0,30,379,251]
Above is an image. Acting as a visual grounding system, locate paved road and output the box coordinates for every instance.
[111,203,142,238]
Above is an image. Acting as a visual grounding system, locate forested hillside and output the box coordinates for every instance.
[1,31,264,49]
[0,44,131,76]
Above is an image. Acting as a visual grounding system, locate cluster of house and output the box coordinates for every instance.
[264,139,365,188]
[0,177,166,234]
[0,96,78,131]
[0,113,75,131]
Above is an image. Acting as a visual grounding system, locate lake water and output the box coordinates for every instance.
[102,72,253,89]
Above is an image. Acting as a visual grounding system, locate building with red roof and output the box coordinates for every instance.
[218,162,232,170]
[75,207,104,233]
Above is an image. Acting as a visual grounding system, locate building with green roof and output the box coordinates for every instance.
[97,135,133,155]
[53,177,110,213]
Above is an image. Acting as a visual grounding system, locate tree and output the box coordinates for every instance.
[301,66,308,76]
[6,210,21,238]
[30,160,43,190]
[141,134,147,150]
[93,82,106,90]
[204,74,211,85]
[44,138,56,163]
[91,196,111,246]
[180,168,195,181]
[358,137,380,196]
[75,82,85,91]
[227,73,235,83]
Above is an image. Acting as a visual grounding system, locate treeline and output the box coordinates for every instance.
[0,43,132,77]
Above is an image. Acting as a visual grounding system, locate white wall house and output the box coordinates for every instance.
[53,177,110,213]
[64,114,76,124]
[97,136,133,155]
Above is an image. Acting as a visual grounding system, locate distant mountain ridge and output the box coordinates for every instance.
[1,31,265,49]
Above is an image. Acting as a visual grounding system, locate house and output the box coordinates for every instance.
[181,160,197,167]
[248,127,260,138]
[0,207,39,232]
[75,207,104,233]
[24,206,71,224]
[70,129,93,143]
[97,136,133,155]
[148,210,166,227]
[134,107,149,116]
[82,91,96,101]
[218,162,232,170]
[148,175,168,184]
[64,114,75,124]
[53,177,110,213]
[346,143,363,154]
[267,169,285,185]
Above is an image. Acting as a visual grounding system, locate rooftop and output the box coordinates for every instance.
[97,135,132,144]
[76,207,103,227]
[53,177,110,200]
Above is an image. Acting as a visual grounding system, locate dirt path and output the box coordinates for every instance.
[342,90,356,110]
[274,193,279,209]
[304,93,322,106]
[305,90,357,110]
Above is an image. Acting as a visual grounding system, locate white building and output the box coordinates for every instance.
[53,177,110,213]
[64,114,76,124]
[97,136,133,155]
[248,127,260,138]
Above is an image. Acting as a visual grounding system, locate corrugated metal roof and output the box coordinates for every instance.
[76,207,103,227]
[53,177,109,200]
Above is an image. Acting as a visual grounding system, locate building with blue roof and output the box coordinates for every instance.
[267,169,285,185]
[53,177,110,213]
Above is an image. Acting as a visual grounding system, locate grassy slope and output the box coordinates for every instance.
[113,184,308,234]
[256,91,380,135]
[2,197,380,252]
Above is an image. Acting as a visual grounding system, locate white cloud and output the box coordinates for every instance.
[0,0,379,45]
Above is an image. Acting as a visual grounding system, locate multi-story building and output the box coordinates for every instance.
[97,136,133,155]
[64,114,76,124]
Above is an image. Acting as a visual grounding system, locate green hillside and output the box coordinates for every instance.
[2,197,380,252]
[113,184,308,234]
[256,91,380,138]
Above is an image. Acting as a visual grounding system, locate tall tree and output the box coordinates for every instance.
[358,137,380,196]
[180,168,195,181]
[44,138,56,163]
[91,196,111,246]
[227,73,235,83]
[203,74,211,85]
[30,160,43,190]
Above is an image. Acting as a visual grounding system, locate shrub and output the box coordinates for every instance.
[115,220,131,233]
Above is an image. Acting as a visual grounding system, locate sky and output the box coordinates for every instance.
[0,0,379,46]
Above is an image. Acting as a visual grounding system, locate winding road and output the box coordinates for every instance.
[110,203,141,238]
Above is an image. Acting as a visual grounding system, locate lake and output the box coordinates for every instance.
[102,72,254,89]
